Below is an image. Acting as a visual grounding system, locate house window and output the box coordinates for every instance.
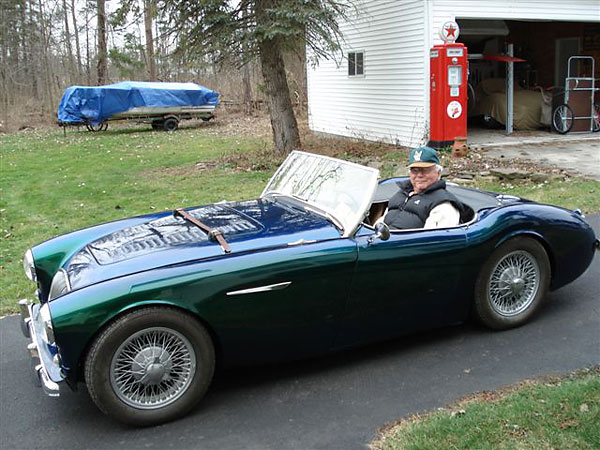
[348,51,364,76]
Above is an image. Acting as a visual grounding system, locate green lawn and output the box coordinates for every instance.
[1,122,599,315]
[1,123,271,315]
[371,369,600,450]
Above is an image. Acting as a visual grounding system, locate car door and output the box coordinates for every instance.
[335,225,468,348]
[196,238,358,364]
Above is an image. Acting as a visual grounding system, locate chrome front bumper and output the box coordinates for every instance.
[18,299,63,396]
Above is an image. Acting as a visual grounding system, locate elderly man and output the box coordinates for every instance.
[383,146,464,229]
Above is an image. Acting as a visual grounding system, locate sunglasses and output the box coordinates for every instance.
[409,166,436,175]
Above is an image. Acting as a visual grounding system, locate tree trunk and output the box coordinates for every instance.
[62,0,75,83]
[85,3,91,84]
[258,38,301,154]
[242,62,252,116]
[258,41,302,153]
[144,0,156,81]
[255,0,301,153]
[71,0,82,80]
[38,0,54,114]
[96,0,107,85]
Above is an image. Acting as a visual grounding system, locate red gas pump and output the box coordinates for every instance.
[428,21,468,149]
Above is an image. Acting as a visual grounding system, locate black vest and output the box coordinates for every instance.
[384,180,464,229]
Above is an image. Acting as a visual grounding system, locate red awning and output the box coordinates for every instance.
[482,53,526,63]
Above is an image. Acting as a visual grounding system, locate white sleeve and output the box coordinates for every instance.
[374,208,389,225]
[423,202,460,229]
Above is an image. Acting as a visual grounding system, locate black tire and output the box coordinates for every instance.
[86,122,108,132]
[593,103,600,132]
[85,307,215,426]
[473,237,550,330]
[552,104,574,134]
[163,118,179,132]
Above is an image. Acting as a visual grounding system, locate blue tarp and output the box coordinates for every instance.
[57,81,219,125]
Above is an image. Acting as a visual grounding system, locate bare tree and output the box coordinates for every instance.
[62,0,76,82]
[97,0,107,84]
[71,0,82,80]
[144,0,156,80]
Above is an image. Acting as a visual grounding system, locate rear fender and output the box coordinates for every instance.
[493,230,555,283]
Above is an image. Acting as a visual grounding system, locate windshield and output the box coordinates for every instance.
[261,151,379,236]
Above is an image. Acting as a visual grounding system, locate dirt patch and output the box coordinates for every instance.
[207,113,577,179]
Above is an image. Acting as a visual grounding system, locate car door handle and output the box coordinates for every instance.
[226,282,292,296]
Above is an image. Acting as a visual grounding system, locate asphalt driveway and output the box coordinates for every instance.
[1,216,599,450]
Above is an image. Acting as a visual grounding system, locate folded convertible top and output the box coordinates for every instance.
[57,81,219,125]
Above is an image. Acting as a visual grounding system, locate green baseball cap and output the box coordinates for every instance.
[408,146,440,168]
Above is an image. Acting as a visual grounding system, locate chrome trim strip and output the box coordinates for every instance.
[226,282,292,296]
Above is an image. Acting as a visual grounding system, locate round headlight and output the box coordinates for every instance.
[23,249,37,282]
[49,269,71,301]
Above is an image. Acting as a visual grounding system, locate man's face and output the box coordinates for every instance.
[409,165,439,193]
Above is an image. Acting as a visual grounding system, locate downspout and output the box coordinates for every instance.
[423,0,433,145]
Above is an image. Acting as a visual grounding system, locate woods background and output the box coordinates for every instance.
[0,0,308,132]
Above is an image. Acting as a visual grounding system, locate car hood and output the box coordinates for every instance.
[38,198,340,296]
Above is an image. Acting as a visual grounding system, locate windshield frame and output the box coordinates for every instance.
[261,151,380,237]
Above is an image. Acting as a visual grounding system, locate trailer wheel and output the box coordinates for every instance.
[163,118,179,132]
[86,122,108,132]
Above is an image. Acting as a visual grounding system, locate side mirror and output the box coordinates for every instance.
[368,222,390,243]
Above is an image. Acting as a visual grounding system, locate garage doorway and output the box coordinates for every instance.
[456,19,599,144]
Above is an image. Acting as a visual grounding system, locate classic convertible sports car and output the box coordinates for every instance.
[20,151,597,426]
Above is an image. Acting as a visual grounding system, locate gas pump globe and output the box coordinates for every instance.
[428,21,468,149]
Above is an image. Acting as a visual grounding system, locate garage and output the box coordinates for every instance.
[306,0,600,148]
[458,19,600,135]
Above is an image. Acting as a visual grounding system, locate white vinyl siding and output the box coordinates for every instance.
[307,0,428,146]
[432,1,600,46]
[306,0,599,147]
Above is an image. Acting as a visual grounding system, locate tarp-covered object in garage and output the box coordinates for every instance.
[58,81,219,125]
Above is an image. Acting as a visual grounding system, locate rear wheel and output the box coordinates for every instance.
[552,104,574,134]
[473,237,550,330]
[85,307,215,426]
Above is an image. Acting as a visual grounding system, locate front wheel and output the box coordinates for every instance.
[85,307,215,426]
[473,237,550,330]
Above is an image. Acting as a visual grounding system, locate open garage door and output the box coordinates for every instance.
[456,19,600,137]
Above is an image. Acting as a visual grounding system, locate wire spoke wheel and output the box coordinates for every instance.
[488,250,540,316]
[474,237,550,330]
[110,327,196,410]
[552,104,574,134]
